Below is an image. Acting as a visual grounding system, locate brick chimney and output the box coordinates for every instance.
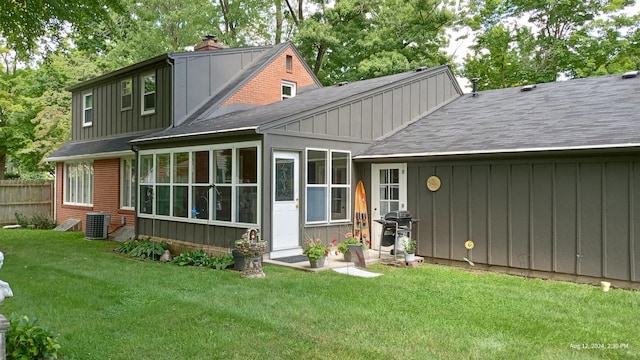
[194,34,228,51]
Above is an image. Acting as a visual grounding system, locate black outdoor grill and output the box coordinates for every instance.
[375,211,414,258]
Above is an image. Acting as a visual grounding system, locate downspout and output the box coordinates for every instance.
[52,164,57,224]
[132,145,139,240]
[166,58,175,128]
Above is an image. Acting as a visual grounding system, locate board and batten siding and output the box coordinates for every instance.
[409,156,640,283]
[278,70,459,141]
[172,48,268,125]
[72,65,172,141]
[137,218,246,249]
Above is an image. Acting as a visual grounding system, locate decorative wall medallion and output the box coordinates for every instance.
[426,176,441,191]
[465,240,475,250]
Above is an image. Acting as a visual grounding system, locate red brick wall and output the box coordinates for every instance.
[55,159,135,234]
[223,46,318,106]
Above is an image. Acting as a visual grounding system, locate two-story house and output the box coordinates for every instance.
[48,37,464,259]
[46,37,322,241]
[49,36,640,287]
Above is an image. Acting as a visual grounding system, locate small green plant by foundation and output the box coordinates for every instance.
[209,253,234,270]
[173,250,234,270]
[6,314,61,360]
[173,249,211,267]
[116,238,168,261]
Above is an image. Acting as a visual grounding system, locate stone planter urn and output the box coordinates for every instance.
[234,228,266,278]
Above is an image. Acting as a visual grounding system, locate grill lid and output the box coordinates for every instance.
[384,210,412,220]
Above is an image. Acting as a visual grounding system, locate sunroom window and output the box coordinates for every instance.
[138,142,260,226]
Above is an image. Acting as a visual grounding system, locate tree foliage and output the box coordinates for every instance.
[0,0,124,58]
[295,0,456,85]
[460,0,639,90]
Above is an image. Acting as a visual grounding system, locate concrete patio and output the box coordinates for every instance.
[263,248,419,273]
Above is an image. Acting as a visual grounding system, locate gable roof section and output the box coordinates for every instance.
[174,41,322,127]
[132,65,461,144]
[356,73,640,159]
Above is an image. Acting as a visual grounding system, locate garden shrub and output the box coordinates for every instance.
[6,314,61,360]
[14,212,57,229]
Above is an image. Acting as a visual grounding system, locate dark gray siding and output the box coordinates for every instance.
[172,49,268,124]
[277,70,459,141]
[261,133,372,250]
[408,155,640,282]
[72,64,172,141]
[138,218,246,248]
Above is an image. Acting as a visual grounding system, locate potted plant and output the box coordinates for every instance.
[303,238,330,268]
[402,237,417,264]
[336,232,365,262]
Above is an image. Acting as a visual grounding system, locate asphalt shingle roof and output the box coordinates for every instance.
[357,72,640,158]
[46,133,150,161]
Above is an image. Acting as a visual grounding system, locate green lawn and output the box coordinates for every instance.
[0,229,638,360]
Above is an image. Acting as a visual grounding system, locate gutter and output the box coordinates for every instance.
[129,126,259,144]
[45,150,133,163]
[353,143,640,160]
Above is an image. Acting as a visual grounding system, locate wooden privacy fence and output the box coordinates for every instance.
[0,180,54,225]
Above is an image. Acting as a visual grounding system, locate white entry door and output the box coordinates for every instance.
[371,163,407,250]
[270,151,301,258]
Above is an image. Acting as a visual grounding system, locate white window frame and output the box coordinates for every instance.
[121,78,132,111]
[120,157,136,210]
[282,80,296,100]
[330,150,351,221]
[63,161,94,206]
[141,72,156,115]
[305,148,352,224]
[82,92,93,127]
[137,141,261,228]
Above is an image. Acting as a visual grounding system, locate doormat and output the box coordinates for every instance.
[271,255,308,263]
[332,267,382,278]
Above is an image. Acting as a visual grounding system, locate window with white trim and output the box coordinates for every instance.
[306,149,351,223]
[121,157,136,209]
[141,72,155,115]
[282,81,296,100]
[330,151,350,220]
[121,79,132,110]
[82,93,93,126]
[64,161,94,206]
[138,142,260,226]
